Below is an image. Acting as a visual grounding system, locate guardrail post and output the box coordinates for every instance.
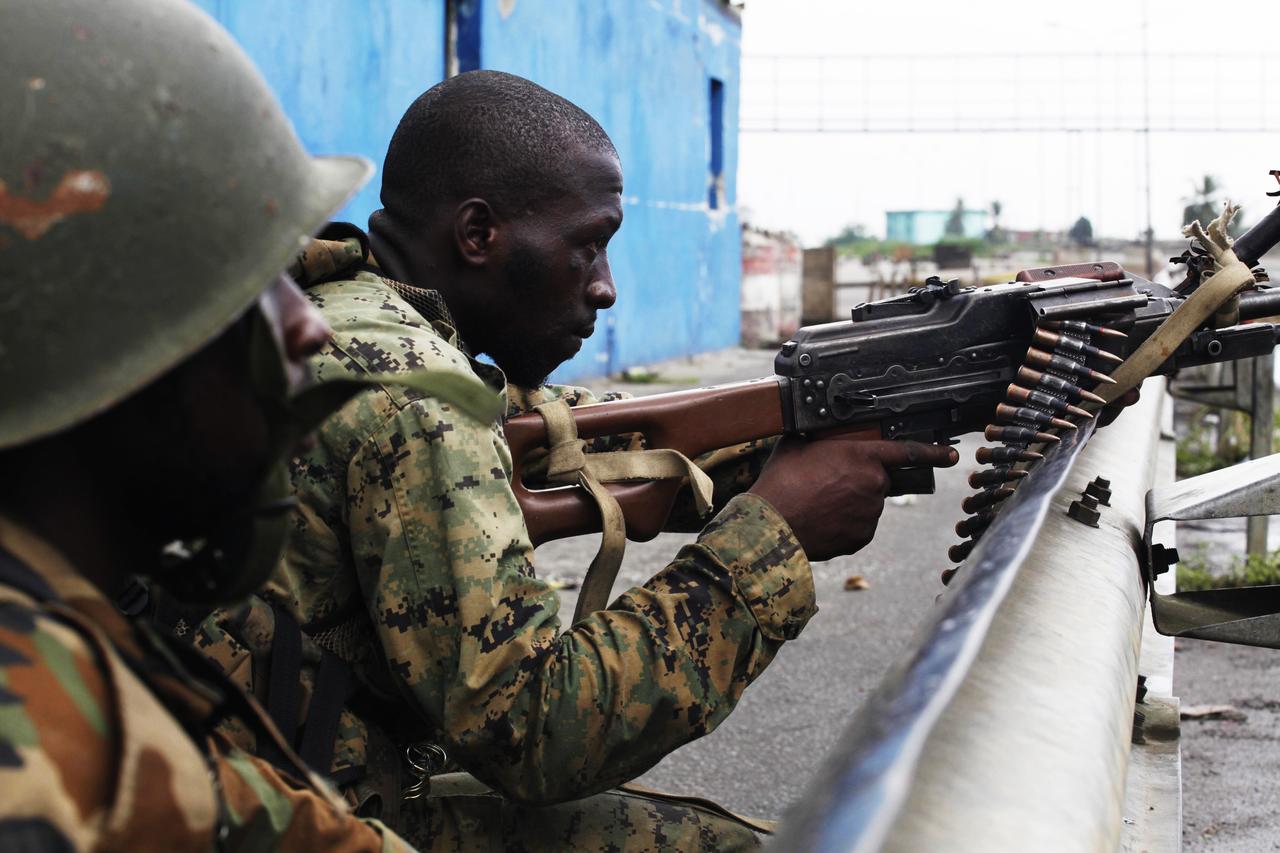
[1247,351,1274,556]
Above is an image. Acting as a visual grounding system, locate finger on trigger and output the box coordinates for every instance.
[898,441,959,467]
[867,440,957,468]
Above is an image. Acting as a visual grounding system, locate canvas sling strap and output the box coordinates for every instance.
[1092,204,1255,405]
[532,398,714,622]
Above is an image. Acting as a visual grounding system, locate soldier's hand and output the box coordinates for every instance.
[749,437,959,562]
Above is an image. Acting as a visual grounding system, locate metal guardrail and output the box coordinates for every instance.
[771,384,1172,852]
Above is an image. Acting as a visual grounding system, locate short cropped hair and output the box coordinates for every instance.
[380,70,616,224]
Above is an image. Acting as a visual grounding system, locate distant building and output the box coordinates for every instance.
[195,0,742,381]
[886,210,989,245]
[740,226,801,347]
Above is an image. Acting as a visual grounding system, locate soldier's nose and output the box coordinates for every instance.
[587,260,616,309]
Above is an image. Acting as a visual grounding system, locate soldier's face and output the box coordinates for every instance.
[488,148,622,387]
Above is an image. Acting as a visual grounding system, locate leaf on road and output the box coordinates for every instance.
[1180,704,1247,722]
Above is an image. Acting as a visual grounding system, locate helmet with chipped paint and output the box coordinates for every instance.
[0,0,371,449]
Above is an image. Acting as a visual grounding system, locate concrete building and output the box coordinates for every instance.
[886,209,989,245]
[740,226,801,347]
[194,0,742,381]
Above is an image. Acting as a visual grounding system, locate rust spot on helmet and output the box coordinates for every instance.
[0,169,110,240]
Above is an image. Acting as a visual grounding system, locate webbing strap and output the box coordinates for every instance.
[298,649,352,773]
[532,399,714,622]
[263,605,303,768]
[262,604,355,778]
[1094,205,1255,405]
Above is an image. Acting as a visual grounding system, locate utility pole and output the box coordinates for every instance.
[1141,0,1155,278]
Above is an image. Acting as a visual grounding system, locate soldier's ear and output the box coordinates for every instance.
[454,199,498,267]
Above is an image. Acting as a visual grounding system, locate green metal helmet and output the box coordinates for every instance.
[0,0,371,449]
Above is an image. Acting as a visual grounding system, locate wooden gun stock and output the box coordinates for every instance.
[505,377,899,546]
[507,378,789,546]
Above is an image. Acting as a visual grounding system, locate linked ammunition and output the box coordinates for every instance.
[967,466,1028,488]
[947,542,974,564]
[1005,384,1093,420]
[961,486,1016,514]
[976,445,1044,464]
[1032,328,1124,364]
[995,402,1076,431]
[1025,347,1117,384]
[955,512,994,538]
[984,424,1060,444]
[1041,319,1128,340]
[1015,366,1107,404]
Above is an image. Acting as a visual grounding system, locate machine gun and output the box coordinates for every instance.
[505,196,1280,564]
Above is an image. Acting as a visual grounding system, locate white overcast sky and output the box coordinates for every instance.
[737,0,1280,245]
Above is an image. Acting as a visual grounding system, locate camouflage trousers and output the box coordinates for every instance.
[397,780,766,852]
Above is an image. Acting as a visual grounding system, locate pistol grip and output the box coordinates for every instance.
[888,467,936,496]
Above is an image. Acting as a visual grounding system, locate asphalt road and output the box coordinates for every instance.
[538,347,1280,847]
[1174,515,1280,852]
[536,347,977,820]
[1178,639,1280,852]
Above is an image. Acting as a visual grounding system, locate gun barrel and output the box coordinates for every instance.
[1231,203,1280,268]
[1238,287,1280,322]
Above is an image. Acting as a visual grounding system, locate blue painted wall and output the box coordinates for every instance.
[195,0,742,381]
[191,0,448,244]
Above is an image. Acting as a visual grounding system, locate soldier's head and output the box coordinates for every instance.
[0,0,370,601]
[371,71,623,387]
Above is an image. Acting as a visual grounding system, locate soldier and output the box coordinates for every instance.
[0,0,454,848]
[190,71,959,849]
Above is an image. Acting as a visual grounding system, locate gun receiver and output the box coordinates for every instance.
[507,202,1280,548]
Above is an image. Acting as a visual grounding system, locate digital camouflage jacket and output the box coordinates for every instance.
[0,515,407,852]
[193,266,816,812]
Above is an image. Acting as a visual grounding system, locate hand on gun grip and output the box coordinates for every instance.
[749,437,959,562]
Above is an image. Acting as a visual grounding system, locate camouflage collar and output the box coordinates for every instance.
[291,224,471,355]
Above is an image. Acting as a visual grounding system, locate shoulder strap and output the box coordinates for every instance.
[258,604,353,781]
[129,578,359,784]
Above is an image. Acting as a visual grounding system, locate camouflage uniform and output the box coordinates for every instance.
[193,249,814,849]
[0,515,408,852]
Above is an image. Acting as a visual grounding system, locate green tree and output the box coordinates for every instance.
[824,223,870,248]
[987,199,1006,244]
[1068,216,1094,246]
[944,197,967,237]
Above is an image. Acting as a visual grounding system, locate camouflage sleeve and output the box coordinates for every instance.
[346,397,815,804]
[0,599,406,851]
